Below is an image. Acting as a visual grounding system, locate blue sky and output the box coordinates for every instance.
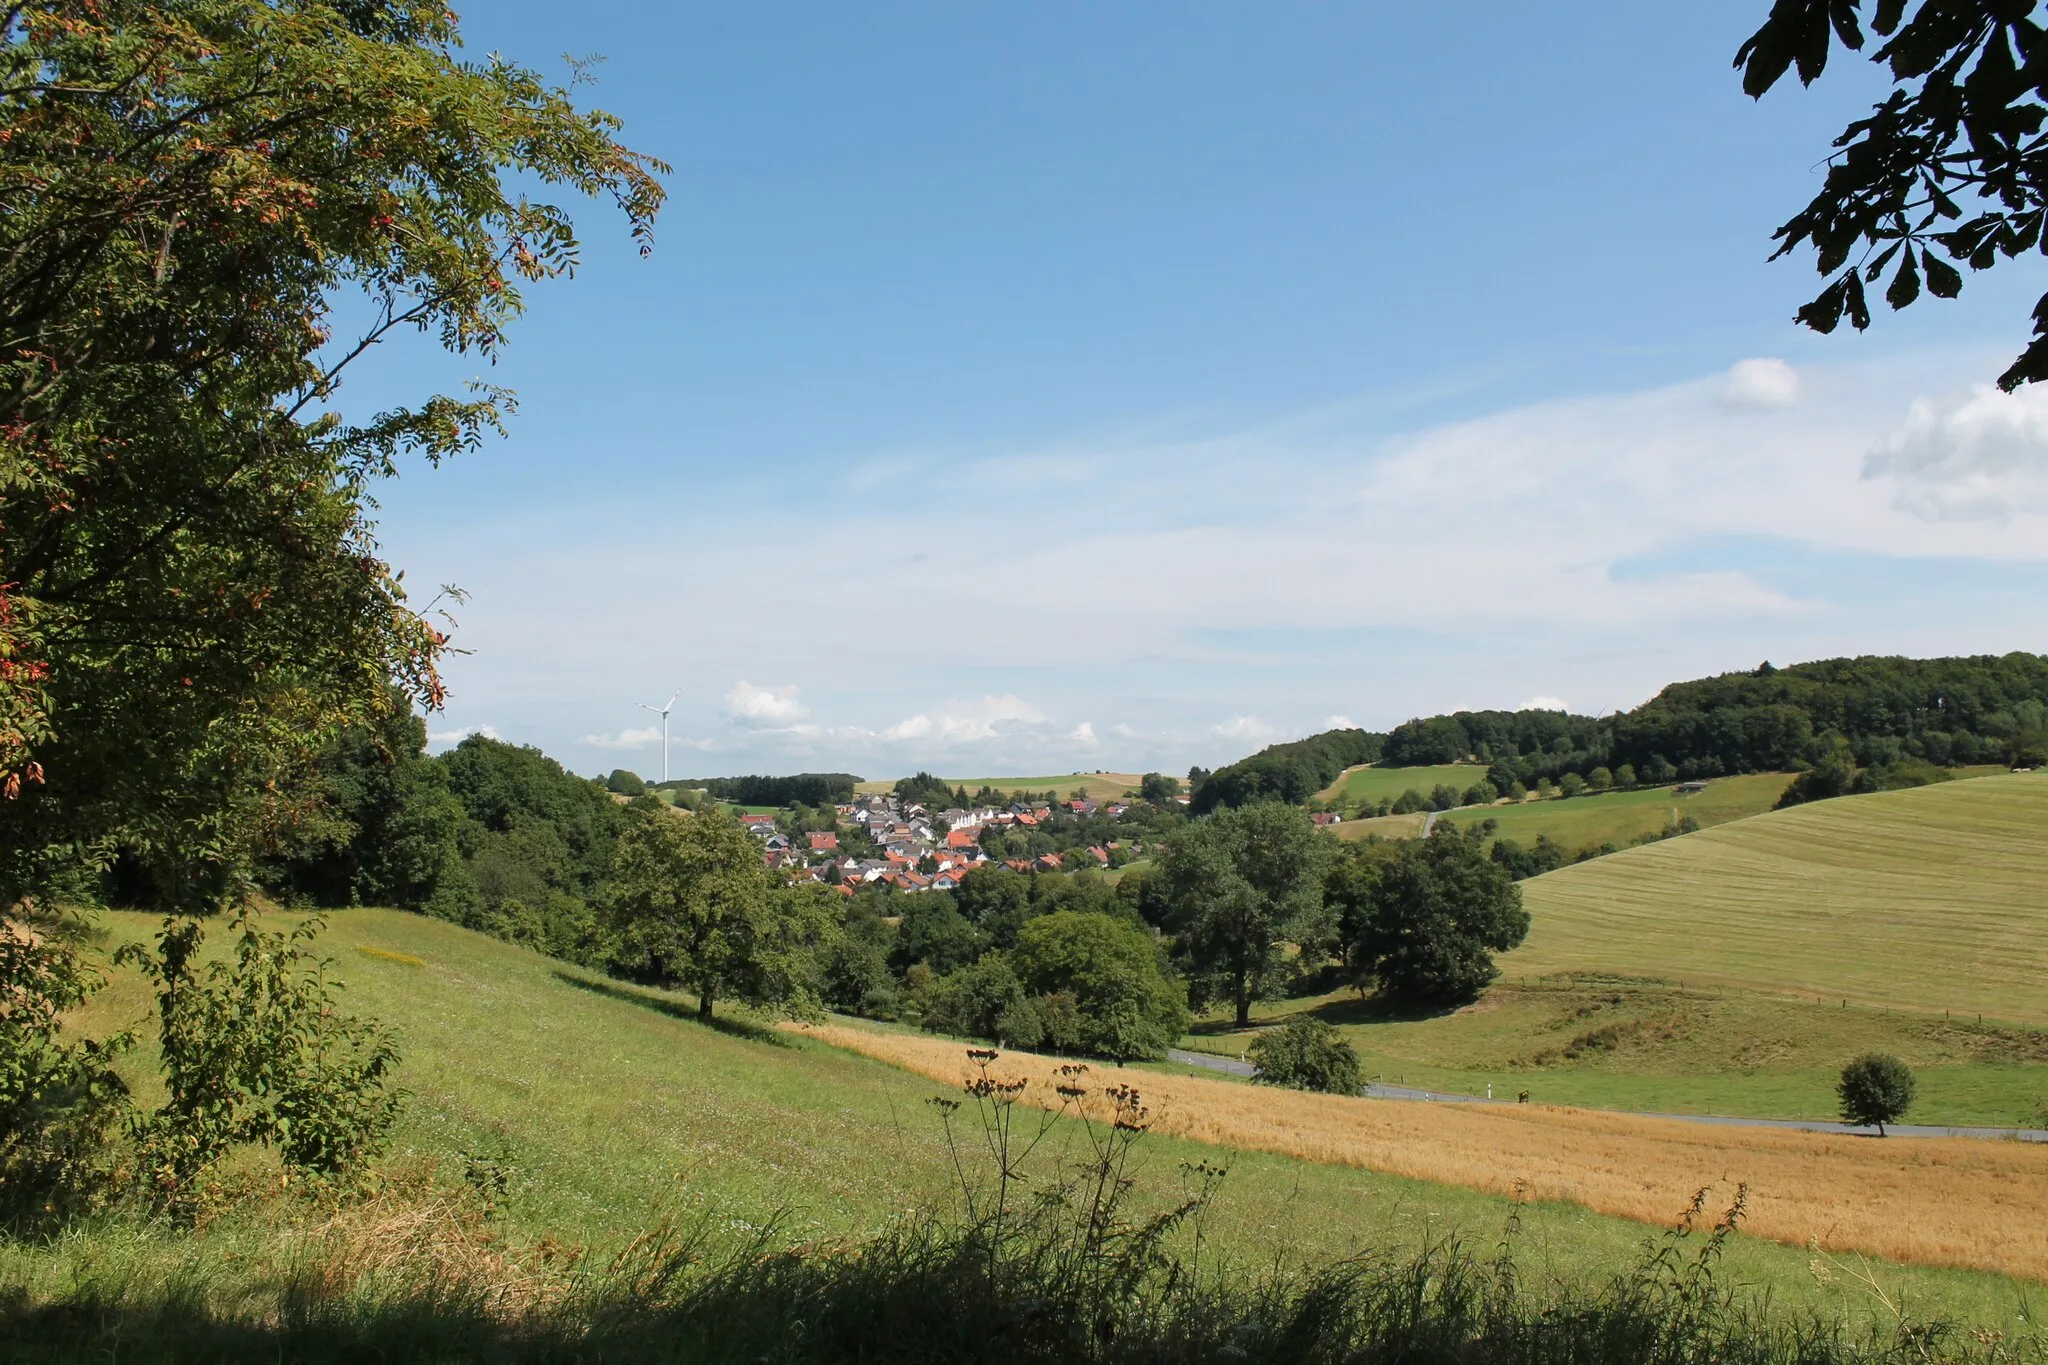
[354,2,2048,780]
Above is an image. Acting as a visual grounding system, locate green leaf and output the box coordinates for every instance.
[1923,250,1963,298]
[1885,247,1921,309]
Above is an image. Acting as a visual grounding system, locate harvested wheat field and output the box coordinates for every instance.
[799,1023,2048,1284]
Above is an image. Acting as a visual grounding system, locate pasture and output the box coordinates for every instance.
[28,909,2039,1329]
[1441,771,1795,849]
[1318,762,1484,805]
[1182,977,2048,1128]
[853,772,1144,802]
[1504,771,2048,1022]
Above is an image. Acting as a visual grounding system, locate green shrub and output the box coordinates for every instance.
[1248,1016,1363,1095]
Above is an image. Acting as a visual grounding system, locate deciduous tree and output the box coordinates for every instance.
[1739,1,2048,388]
[1159,803,1329,1027]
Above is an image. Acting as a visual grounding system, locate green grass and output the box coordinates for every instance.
[1442,771,1797,850]
[1236,771,2048,1128]
[1319,763,1486,805]
[31,908,2043,1330]
[1184,977,2048,1128]
[1504,771,2048,1023]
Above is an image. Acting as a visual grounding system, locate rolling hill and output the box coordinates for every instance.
[1501,771,2048,1022]
[42,909,2040,1317]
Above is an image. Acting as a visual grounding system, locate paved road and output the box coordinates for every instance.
[1163,1049,2048,1142]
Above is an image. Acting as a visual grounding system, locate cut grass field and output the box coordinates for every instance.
[1332,771,1795,847]
[1505,771,2048,1022]
[811,1023,2048,1285]
[27,909,2042,1330]
[1444,771,1796,848]
[1318,762,1486,805]
[852,772,1144,802]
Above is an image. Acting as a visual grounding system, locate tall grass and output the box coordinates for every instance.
[2,1053,2040,1363]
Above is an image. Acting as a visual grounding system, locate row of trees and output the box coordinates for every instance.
[1198,655,2048,817]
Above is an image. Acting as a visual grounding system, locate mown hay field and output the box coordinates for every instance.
[1318,763,1485,805]
[1504,772,2048,1022]
[803,1024,2048,1284]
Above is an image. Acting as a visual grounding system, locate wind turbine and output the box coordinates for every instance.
[638,691,680,784]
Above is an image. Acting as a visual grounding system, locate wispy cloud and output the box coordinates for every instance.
[583,725,663,751]
[394,346,2048,776]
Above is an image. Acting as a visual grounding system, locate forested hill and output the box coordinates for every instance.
[1194,653,2048,812]
[1188,728,1385,814]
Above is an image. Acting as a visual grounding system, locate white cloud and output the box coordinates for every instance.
[725,680,810,726]
[1069,721,1099,747]
[427,723,499,746]
[1516,696,1569,713]
[1325,714,1357,730]
[1721,357,1801,409]
[582,725,663,750]
[884,694,1049,745]
[1864,384,2048,521]
[388,346,2048,775]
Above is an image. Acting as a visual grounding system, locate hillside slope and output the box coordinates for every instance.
[1501,772,2048,1021]
[51,910,2039,1315]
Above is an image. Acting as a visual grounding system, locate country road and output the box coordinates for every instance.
[1162,1049,2048,1143]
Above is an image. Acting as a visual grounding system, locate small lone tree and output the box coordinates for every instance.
[1248,1016,1363,1095]
[1838,1053,1916,1136]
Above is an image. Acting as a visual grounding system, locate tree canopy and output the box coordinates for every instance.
[0,0,664,910]
[1159,802,1330,1026]
[1738,1,2048,388]
[1334,826,1528,1004]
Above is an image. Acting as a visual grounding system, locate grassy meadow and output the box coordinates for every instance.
[23,908,2044,1333]
[1318,762,1486,805]
[1183,977,2048,1128]
[853,772,1144,801]
[1505,771,2048,1021]
[1332,771,1795,847]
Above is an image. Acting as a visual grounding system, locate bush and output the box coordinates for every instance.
[1010,912,1190,1061]
[1837,1054,1915,1135]
[118,911,402,1209]
[605,769,646,796]
[1247,1016,1363,1095]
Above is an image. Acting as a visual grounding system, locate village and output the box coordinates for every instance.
[740,791,1158,893]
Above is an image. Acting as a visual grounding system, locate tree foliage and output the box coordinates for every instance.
[0,907,131,1228]
[1335,827,1528,1004]
[1159,803,1329,1026]
[1738,0,2048,388]
[1837,1052,1917,1134]
[607,807,834,1020]
[675,774,862,807]
[1190,730,1384,815]
[1248,1015,1364,1095]
[1010,911,1189,1061]
[117,910,402,1208]
[0,0,664,910]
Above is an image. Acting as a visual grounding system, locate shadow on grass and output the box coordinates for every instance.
[1185,992,1466,1038]
[549,971,792,1047]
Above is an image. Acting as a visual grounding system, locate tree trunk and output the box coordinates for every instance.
[698,983,714,1020]
[1234,968,1250,1028]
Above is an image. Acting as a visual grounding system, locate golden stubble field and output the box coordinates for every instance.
[800,1024,2048,1284]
